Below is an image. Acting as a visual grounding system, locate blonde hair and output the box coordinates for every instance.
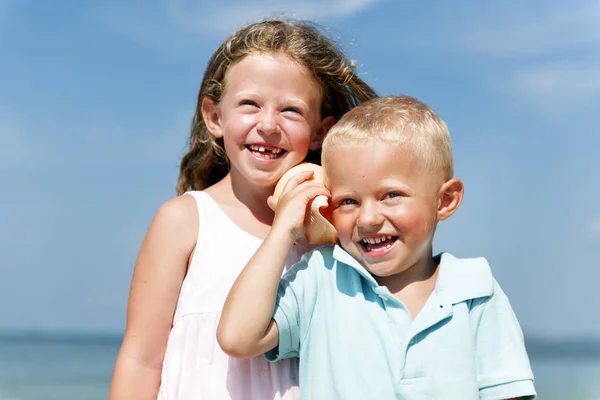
[323,95,454,179]
[175,19,378,194]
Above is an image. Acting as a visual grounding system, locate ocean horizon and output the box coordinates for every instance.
[0,330,599,399]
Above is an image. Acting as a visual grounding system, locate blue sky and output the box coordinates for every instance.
[0,0,598,339]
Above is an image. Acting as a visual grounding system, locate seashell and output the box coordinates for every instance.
[272,163,337,244]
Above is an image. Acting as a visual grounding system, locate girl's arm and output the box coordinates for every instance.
[217,171,329,359]
[108,195,198,400]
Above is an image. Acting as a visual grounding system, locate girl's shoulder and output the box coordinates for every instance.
[157,193,199,223]
[154,190,226,237]
[148,194,200,247]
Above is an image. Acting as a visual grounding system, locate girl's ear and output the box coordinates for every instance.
[201,97,223,138]
[437,178,464,221]
[310,116,336,150]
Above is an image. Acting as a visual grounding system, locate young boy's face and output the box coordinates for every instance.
[324,140,444,280]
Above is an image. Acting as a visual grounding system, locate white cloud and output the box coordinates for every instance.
[46,115,187,167]
[491,62,600,108]
[90,5,178,55]
[0,0,11,36]
[589,219,600,238]
[93,0,382,54]
[0,0,10,15]
[0,112,27,167]
[167,0,381,34]
[0,106,187,169]
[438,1,600,108]
[455,2,600,58]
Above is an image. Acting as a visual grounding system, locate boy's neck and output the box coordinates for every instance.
[376,255,438,293]
[375,251,439,319]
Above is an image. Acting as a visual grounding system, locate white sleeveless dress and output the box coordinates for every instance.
[157,191,301,400]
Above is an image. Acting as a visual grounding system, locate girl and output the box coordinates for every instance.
[108,19,377,400]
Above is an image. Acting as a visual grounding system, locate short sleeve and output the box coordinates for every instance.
[264,249,323,362]
[470,281,537,399]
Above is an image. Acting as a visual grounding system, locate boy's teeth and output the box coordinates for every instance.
[362,235,393,244]
[362,235,395,252]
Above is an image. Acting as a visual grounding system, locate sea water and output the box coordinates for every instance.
[0,333,598,399]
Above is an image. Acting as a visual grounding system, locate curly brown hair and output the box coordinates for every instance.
[176,18,378,195]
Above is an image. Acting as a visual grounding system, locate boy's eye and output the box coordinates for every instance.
[340,198,358,206]
[386,192,401,199]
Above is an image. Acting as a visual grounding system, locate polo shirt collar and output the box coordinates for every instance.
[332,245,495,304]
[434,252,495,304]
[332,244,380,287]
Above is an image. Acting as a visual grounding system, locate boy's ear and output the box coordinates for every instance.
[310,116,336,150]
[437,178,464,221]
[201,97,223,138]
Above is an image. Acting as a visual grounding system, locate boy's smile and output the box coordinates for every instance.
[360,235,397,255]
[324,140,445,286]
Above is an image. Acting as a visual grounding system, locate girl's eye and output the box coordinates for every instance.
[283,107,301,114]
[386,192,402,199]
[240,100,258,107]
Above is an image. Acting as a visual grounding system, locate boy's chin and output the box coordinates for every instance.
[294,236,309,246]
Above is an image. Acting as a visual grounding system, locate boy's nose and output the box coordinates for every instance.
[356,203,384,230]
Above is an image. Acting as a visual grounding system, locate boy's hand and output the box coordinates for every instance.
[270,170,330,241]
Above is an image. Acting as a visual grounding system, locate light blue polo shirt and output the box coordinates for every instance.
[265,245,536,400]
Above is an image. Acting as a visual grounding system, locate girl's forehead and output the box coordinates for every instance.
[228,52,306,76]
[223,52,322,94]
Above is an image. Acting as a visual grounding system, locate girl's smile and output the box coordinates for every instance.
[203,53,332,190]
[246,144,285,160]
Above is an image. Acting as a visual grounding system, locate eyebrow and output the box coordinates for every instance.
[330,190,358,202]
[233,92,311,108]
[329,183,416,201]
[377,180,414,194]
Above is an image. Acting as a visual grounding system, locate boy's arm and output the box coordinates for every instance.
[218,225,294,358]
[217,171,329,359]
[472,281,537,400]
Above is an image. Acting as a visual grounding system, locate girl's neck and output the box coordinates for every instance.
[210,173,276,226]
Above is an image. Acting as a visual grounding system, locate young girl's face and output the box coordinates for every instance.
[211,53,330,190]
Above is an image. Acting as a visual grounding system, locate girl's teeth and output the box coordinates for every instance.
[248,145,283,156]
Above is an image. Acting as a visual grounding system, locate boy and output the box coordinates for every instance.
[218,96,536,399]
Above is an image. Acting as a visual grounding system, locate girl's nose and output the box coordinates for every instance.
[257,111,280,135]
